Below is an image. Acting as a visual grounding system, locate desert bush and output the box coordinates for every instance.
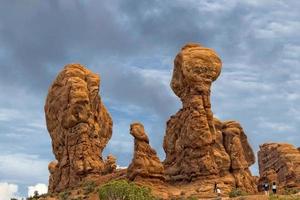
[26,190,40,200]
[186,196,198,200]
[269,194,300,200]
[26,196,38,200]
[284,188,299,195]
[83,181,97,194]
[98,180,158,200]
[59,191,70,200]
[228,188,247,198]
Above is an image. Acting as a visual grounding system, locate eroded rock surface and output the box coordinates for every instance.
[163,43,256,192]
[258,143,300,189]
[103,154,117,174]
[45,64,113,192]
[127,122,164,181]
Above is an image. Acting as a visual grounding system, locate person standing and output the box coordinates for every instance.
[217,187,221,197]
[263,182,270,195]
[214,182,218,193]
[272,182,277,194]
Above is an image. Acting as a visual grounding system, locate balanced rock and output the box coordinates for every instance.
[127,122,164,181]
[45,64,113,192]
[258,143,300,189]
[163,43,256,192]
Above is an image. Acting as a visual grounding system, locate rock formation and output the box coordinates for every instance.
[221,120,256,191]
[163,43,256,192]
[127,122,164,181]
[103,154,117,174]
[258,143,300,189]
[45,64,113,192]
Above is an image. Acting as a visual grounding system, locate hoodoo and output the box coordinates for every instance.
[43,44,260,198]
[163,43,257,192]
[127,122,164,181]
[45,64,114,192]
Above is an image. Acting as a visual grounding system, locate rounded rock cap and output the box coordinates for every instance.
[130,122,149,143]
[171,43,222,97]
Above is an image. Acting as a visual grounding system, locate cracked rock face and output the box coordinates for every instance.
[127,122,164,181]
[258,143,300,189]
[163,43,256,192]
[45,64,113,192]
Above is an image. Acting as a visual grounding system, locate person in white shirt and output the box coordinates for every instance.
[217,187,221,196]
[272,182,277,194]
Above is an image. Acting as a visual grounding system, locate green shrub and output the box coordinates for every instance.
[26,191,40,200]
[26,196,38,200]
[83,181,97,194]
[269,194,300,200]
[59,191,70,200]
[284,188,299,195]
[98,180,158,200]
[186,196,198,200]
[228,188,247,198]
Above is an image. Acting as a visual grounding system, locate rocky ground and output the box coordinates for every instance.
[36,168,300,200]
[39,190,300,200]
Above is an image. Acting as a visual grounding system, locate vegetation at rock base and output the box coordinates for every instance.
[83,181,97,194]
[284,188,299,195]
[98,180,158,200]
[229,188,248,198]
[26,190,48,200]
[269,194,300,200]
[186,197,198,200]
[59,191,70,200]
[169,196,198,200]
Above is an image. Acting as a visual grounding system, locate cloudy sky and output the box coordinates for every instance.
[0,0,300,198]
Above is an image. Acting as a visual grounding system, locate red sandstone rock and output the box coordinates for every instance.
[258,143,300,189]
[45,64,113,192]
[163,43,256,192]
[127,122,164,181]
[103,154,117,174]
[43,44,259,198]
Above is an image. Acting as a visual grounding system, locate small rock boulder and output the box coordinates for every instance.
[258,143,300,189]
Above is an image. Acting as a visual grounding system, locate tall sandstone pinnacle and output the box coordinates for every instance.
[258,143,300,189]
[45,64,113,192]
[163,43,256,192]
[127,122,164,181]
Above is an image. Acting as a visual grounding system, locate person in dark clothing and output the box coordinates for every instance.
[272,182,277,194]
[263,182,270,195]
[214,182,217,193]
